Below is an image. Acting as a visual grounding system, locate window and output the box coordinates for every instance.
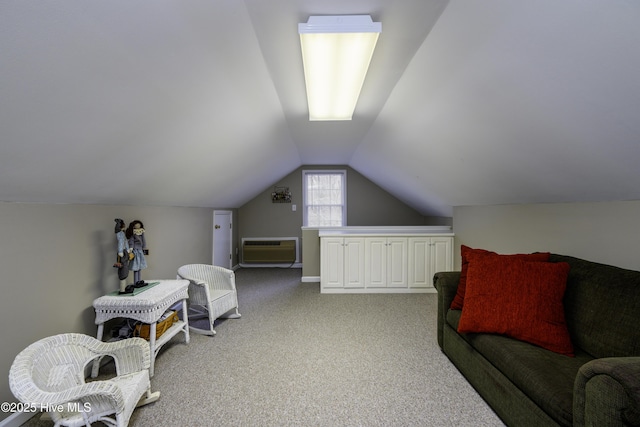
[303,170,346,227]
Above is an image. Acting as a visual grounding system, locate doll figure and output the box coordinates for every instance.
[126,220,148,286]
[113,218,134,294]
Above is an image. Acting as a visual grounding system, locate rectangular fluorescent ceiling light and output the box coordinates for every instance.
[299,15,381,121]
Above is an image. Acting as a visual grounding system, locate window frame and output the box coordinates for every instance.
[302,169,347,227]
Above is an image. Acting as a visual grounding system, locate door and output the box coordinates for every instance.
[365,237,387,288]
[344,238,365,288]
[408,237,430,288]
[321,237,345,288]
[213,210,233,268]
[387,238,408,288]
[430,237,453,276]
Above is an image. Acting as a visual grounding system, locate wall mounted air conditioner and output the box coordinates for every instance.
[241,238,298,265]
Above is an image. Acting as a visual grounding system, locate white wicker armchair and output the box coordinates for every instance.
[177,264,241,336]
[9,333,159,427]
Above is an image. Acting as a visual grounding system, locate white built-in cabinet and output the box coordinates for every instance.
[320,228,454,294]
[321,237,365,289]
[365,237,408,288]
[407,236,453,289]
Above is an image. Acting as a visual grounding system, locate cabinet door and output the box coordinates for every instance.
[408,238,430,288]
[430,237,453,276]
[344,238,365,288]
[321,237,344,288]
[387,238,408,288]
[365,237,387,288]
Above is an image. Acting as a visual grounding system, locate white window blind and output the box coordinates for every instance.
[303,170,346,227]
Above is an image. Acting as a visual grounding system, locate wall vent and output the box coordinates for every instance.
[241,238,298,264]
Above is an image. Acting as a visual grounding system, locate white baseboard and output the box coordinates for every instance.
[301,276,320,283]
[320,287,438,294]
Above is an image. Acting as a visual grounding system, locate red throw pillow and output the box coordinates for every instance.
[449,246,550,310]
[457,255,574,356]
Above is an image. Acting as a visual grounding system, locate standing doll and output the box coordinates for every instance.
[126,220,148,287]
[113,218,134,294]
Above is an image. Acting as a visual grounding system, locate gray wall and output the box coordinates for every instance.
[301,228,322,277]
[453,200,640,271]
[0,202,214,419]
[4,197,639,420]
[238,165,447,273]
[239,166,435,240]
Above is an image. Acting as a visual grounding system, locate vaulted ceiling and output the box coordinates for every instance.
[2,1,639,217]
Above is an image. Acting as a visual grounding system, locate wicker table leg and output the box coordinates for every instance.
[91,323,105,378]
[148,322,157,377]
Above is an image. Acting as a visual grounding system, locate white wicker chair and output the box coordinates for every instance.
[177,264,241,336]
[9,333,159,427]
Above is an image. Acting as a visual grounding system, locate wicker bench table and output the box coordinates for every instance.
[92,279,190,377]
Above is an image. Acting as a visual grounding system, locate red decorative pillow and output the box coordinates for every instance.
[449,246,550,310]
[457,255,574,356]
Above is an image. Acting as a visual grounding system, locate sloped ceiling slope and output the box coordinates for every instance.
[353,1,640,216]
[0,1,300,208]
[1,1,639,217]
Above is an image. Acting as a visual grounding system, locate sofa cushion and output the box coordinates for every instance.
[458,255,574,356]
[550,254,640,359]
[447,309,592,426]
[449,245,550,310]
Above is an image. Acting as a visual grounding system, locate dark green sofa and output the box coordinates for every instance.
[434,254,640,426]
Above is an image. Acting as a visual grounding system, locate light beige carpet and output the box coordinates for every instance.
[22,268,504,427]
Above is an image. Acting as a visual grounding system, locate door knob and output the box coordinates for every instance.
[215,224,221,229]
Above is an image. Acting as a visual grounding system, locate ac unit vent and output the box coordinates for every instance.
[242,239,297,264]
[244,241,283,246]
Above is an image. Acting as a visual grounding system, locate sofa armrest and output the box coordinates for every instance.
[433,271,461,349]
[574,357,640,427]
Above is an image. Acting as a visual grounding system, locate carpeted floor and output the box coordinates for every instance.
[22,268,505,427]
